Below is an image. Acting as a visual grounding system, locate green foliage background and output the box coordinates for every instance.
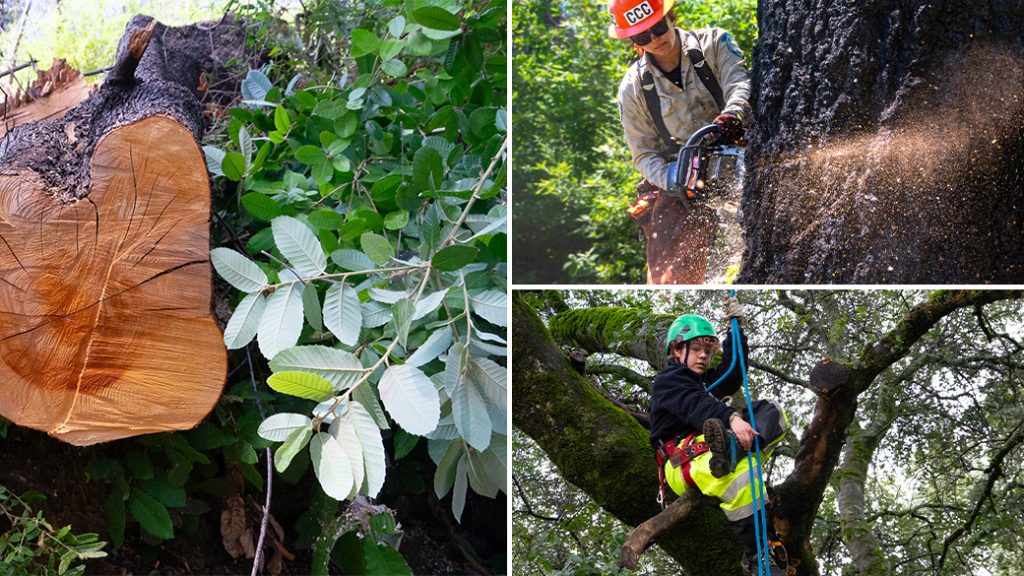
[512,0,757,283]
[1,1,506,574]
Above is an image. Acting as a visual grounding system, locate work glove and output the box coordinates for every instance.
[713,112,745,144]
[664,160,679,193]
[723,295,744,326]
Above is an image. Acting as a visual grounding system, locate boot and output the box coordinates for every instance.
[742,552,785,576]
[703,417,737,478]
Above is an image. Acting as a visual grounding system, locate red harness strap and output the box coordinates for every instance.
[656,432,711,493]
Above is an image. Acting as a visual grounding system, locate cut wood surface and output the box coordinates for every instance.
[0,115,226,445]
[0,60,93,139]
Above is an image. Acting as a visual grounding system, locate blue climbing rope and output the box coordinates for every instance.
[705,290,772,576]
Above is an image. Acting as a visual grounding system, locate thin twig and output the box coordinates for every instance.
[439,137,507,249]
[245,345,273,576]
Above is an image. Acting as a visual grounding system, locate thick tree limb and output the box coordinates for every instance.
[619,491,700,570]
[588,363,653,392]
[547,307,672,370]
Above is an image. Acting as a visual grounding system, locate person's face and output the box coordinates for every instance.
[632,17,676,58]
[682,337,719,374]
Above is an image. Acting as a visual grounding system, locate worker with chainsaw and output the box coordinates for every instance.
[610,0,751,284]
[650,297,788,576]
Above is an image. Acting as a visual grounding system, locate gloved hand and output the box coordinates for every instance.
[713,113,745,144]
[664,160,679,193]
[723,295,744,325]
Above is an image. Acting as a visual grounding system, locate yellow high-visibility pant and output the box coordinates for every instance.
[664,403,789,521]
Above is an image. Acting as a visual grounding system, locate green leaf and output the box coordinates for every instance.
[211,248,268,292]
[412,146,444,191]
[302,283,323,331]
[269,345,364,390]
[272,216,327,278]
[469,107,499,139]
[432,245,479,272]
[351,28,382,57]
[106,488,125,550]
[128,491,173,540]
[267,371,335,401]
[392,298,416,349]
[224,292,265,350]
[295,145,326,165]
[469,356,507,411]
[412,6,461,31]
[469,289,507,327]
[203,145,225,177]
[387,15,406,37]
[413,289,449,321]
[125,452,154,480]
[333,415,365,495]
[312,158,334,185]
[222,152,247,181]
[465,447,499,498]
[393,428,419,461]
[353,384,390,430]
[311,432,354,501]
[274,426,312,473]
[139,477,186,508]
[241,68,273,101]
[380,38,405,60]
[361,232,395,265]
[240,192,282,222]
[258,413,312,442]
[380,59,408,78]
[383,210,409,230]
[452,454,469,521]
[363,538,413,576]
[433,440,463,498]
[452,371,490,451]
[238,126,253,168]
[379,365,440,435]
[406,329,453,367]
[323,283,363,346]
[331,249,377,272]
[308,208,345,230]
[257,278,304,359]
[274,105,291,134]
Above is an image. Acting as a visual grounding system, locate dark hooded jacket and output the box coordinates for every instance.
[649,330,748,449]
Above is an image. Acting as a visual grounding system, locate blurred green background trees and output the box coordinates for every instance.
[512,0,757,283]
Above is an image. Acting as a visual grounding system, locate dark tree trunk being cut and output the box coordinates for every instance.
[0,15,246,445]
[740,1,1024,283]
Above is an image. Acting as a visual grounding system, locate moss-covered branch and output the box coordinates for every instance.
[547,307,673,369]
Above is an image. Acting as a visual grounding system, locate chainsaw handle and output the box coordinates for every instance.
[672,124,721,199]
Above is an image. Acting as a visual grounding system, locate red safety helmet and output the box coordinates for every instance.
[608,0,675,39]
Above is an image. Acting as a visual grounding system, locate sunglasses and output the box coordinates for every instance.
[630,18,670,46]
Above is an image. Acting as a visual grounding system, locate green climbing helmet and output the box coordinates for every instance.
[665,314,717,352]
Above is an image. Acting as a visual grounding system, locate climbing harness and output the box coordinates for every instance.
[655,432,711,505]
[706,290,773,576]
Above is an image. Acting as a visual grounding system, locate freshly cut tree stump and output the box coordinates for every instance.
[0,116,226,446]
[0,15,244,445]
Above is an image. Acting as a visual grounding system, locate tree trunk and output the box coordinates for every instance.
[0,15,245,445]
[740,1,1024,283]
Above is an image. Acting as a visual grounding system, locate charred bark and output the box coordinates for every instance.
[741,1,1024,283]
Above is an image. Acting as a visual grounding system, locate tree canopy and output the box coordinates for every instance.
[513,290,1024,576]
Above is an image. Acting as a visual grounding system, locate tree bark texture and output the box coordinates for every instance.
[741,1,1024,283]
[515,291,1024,575]
[0,15,245,445]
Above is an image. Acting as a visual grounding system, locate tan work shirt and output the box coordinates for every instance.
[617,27,751,191]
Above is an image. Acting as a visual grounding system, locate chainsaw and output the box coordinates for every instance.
[628,124,745,225]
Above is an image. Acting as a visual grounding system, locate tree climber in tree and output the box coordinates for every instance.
[650,297,788,576]
[609,0,750,284]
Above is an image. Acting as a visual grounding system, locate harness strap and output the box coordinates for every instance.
[655,432,712,490]
[685,31,725,111]
[636,29,727,157]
